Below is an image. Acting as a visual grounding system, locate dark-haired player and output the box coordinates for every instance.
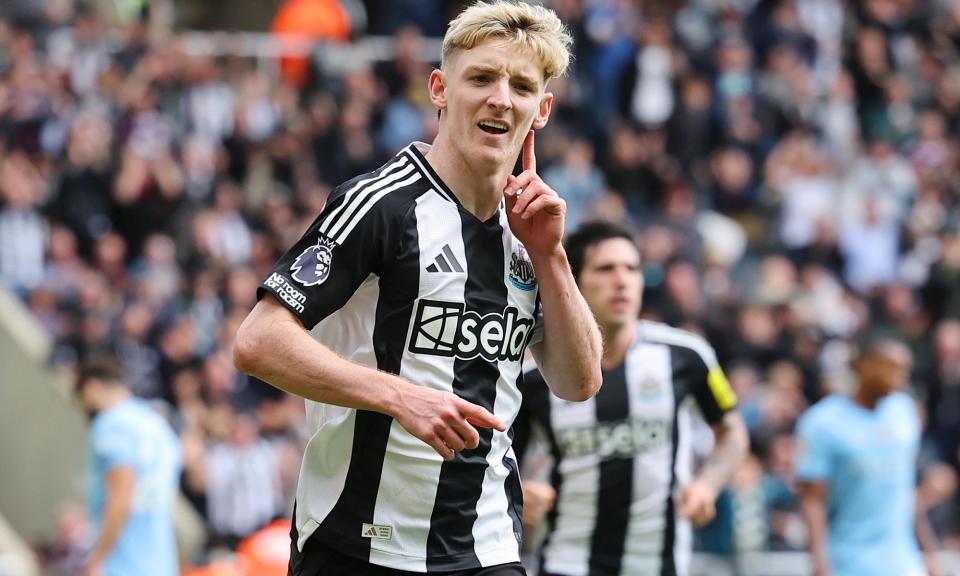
[515,221,748,576]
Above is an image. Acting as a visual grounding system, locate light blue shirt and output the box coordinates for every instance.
[88,398,182,576]
[795,392,924,576]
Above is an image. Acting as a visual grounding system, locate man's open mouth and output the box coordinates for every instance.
[478,120,509,135]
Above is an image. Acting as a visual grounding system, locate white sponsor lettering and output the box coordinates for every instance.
[408,300,534,362]
[265,273,307,314]
[556,418,671,459]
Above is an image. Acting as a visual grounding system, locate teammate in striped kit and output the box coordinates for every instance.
[233,3,603,575]
[514,222,749,576]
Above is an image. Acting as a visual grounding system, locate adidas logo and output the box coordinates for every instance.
[426,244,464,273]
[361,523,393,540]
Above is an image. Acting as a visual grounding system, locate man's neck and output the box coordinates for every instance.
[852,385,882,410]
[424,134,512,220]
[97,389,132,413]
[601,323,636,370]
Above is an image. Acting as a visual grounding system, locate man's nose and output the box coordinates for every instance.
[613,267,631,286]
[487,79,512,111]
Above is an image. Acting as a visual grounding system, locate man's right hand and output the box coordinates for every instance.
[393,386,506,460]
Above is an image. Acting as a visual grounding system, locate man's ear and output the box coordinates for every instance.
[428,69,448,112]
[532,91,554,130]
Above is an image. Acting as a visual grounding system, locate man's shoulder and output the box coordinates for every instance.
[798,395,849,431]
[328,146,430,211]
[637,320,717,362]
[880,391,920,422]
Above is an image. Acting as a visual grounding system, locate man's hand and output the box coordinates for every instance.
[503,130,565,256]
[522,480,556,527]
[677,478,718,527]
[393,386,506,461]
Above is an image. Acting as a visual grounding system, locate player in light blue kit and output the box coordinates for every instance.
[795,338,939,576]
[75,358,182,576]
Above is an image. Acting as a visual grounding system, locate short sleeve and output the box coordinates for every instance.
[686,340,737,426]
[795,411,833,482]
[258,169,412,328]
[91,421,139,470]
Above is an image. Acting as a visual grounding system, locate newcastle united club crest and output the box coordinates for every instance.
[509,247,537,291]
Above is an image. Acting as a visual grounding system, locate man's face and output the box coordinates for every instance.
[858,343,913,398]
[577,238,643,333]
[75,378,101,421]
[431,39,553,169]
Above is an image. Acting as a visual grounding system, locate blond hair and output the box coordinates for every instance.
[442,1,572,81]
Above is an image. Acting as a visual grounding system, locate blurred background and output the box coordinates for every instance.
[1,0,960,574]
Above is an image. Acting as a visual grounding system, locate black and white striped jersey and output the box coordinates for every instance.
[257,142,544,573]
[515,321,737,576]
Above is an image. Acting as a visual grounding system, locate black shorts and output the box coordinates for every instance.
[288,510,526,576]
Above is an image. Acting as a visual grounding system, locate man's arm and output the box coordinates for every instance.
[234,296,505,460]
[798,480,831,576]
[678,411,749,525]
[86,467,135,575]
[527,251,603,401]
[915,486,942,576]
[504,131,602,401]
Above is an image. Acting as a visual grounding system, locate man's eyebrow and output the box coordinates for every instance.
[462,64,499,76]
[512,71,540,86]
[462,64,540,87]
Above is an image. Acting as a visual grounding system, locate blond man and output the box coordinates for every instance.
[234,2,602,574]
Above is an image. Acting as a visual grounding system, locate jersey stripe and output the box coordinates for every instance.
[368,191,461,571]
[660,345,685,576]
[471,214,539,567]
[621,343,673,576]
[542,394,598,576]
[425,213,507,571]
[324,162,416,240]
[589,362,632,576]
[330,172,422,244]
[318,156,411,238]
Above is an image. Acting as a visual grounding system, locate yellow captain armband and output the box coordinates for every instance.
[707,367,737,411]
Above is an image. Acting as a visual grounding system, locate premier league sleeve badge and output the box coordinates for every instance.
[291,236,336,286]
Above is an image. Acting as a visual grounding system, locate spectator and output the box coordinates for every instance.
[0,151,47,294]
[203,403,282,549]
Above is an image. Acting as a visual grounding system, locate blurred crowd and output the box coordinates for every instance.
[2,0,960,570]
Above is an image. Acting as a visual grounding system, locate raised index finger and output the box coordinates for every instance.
[458,399,507,432]
[522,130,536,174]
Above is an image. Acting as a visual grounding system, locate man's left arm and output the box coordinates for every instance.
[86,466,136,576]
[679,344,747,525]
[505,130,602,401]
[680,411,749,526]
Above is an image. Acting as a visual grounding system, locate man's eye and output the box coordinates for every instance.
[514,84,533,93]
[472,75,490,83]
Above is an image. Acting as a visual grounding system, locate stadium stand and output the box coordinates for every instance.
[0,0,959,574]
